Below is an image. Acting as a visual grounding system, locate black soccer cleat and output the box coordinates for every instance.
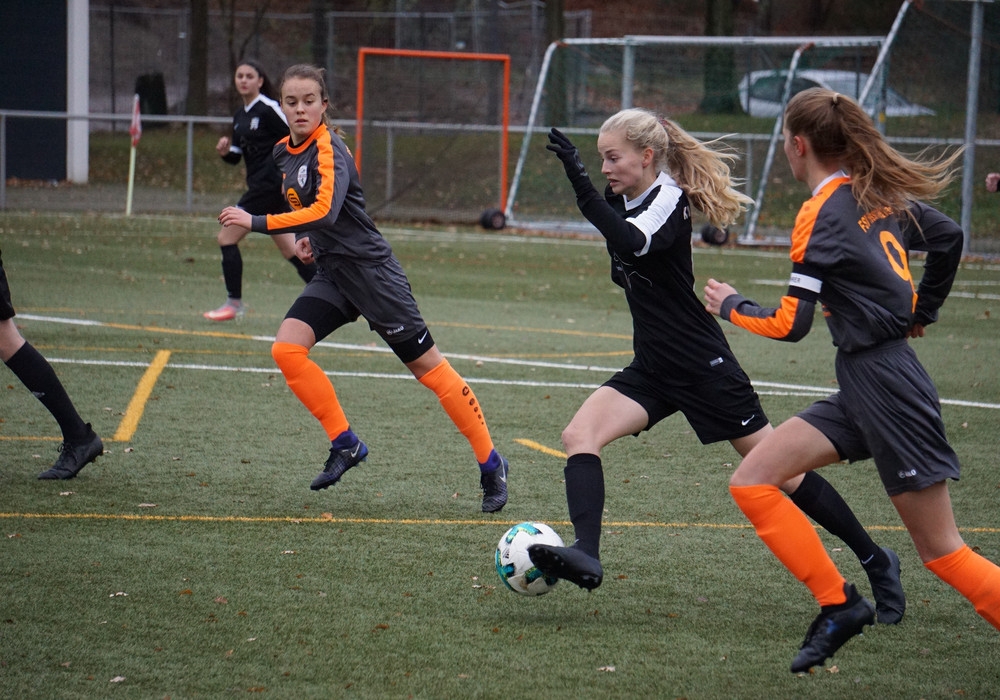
[38,426,103,480]
[311,439,368,490]
[480,454,509,513]
[790,583,875,673]
[528,543,603,591]
[865,547,905,625]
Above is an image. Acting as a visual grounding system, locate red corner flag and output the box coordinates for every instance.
[129,94,142,147]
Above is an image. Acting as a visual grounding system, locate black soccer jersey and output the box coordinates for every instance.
[579,171,742,385]
[222,94,288,197]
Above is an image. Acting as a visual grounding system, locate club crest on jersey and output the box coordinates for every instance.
[297,165,308,188]
[249,116,260,130]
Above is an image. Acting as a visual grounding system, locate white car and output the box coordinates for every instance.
[738,69,935,118]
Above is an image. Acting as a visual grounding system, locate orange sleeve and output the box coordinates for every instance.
[264,128,338,233]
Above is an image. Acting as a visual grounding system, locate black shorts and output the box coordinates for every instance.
[798,339,961,496]
[237,188,289,220]
[0,248,15,321]
[602,363,769,444]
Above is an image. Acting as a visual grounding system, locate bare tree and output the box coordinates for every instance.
[217,0,272,109]
[700,0,740,114]
[545,0,566,126]
[186,0,209,115]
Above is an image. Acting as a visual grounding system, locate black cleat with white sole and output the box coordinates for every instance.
[528,543,603,590]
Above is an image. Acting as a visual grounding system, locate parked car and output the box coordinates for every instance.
[737,69,935,118]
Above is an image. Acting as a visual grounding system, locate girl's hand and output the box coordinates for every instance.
[907,323,926,339]
[294,237,314,265]
[218,206,251,230]
[216,136,231,156]
[704,278,738,316]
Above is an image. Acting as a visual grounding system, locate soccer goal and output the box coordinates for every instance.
[504,35,889,237]
[355,47,510,228]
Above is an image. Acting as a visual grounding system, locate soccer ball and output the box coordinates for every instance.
[495,521,564,596]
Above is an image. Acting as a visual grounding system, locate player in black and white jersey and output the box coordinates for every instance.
[706,88,1000,672]
[528,109,904,626]
[204,60,316,321]
[1,247,103,479]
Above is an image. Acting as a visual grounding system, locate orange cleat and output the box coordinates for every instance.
[203,301,244,321]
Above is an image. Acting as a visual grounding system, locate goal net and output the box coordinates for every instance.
[354,48,510,227]
[505,35,890,235]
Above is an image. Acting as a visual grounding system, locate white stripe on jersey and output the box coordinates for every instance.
[789,271,822,294]
[623,171,682,257]
[245,93,289,126]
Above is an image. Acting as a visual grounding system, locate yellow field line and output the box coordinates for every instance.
[113,349,171,441]
[515,438,567,458]
[3,511,997,533]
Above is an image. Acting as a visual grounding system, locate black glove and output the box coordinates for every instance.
[546,128,595,198]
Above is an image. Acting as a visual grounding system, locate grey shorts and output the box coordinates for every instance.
[603,363,769,445]
[798,339,961,496]
[298,254,427,345]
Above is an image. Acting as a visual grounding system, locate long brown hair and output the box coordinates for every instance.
[599,108,753,228]
[784,88,961,217]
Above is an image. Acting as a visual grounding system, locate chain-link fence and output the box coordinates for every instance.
[88,1,592,121]
[4,2,1000,255]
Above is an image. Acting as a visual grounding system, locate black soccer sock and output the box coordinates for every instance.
[287,256,316,284]
[789,470,889,570]
[220,244,242,300]
[5,342,89,442]
[565,453,605,560]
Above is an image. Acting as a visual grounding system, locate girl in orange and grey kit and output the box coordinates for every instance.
[218,64,508,512]
[706,88,1000,673]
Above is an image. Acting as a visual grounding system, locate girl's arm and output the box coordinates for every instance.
[547,128,647,254]
[906,202,964,328]
[704,268,818,342]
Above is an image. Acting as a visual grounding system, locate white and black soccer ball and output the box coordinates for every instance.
[495,521,564,596]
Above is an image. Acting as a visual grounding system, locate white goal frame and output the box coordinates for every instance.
[505,35,887,236]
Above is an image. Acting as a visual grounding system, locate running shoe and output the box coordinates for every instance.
[480,454,508,512]
[203,301,244,321]
[790,583,875,673]
[38,427,104,480]
[310,438,368,490]
[527,543,603,590]
[865,547,905,625]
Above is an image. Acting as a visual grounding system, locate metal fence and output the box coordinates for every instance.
[88,1,592,121]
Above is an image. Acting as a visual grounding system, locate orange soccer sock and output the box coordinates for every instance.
[925,544,1000,630]
[730,483,848,607]
[271,341,349,441]
[418,359,494,464]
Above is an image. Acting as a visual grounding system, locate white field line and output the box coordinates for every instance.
[18,313,1000,410]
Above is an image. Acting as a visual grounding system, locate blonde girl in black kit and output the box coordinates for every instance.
[529,110,903,630]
